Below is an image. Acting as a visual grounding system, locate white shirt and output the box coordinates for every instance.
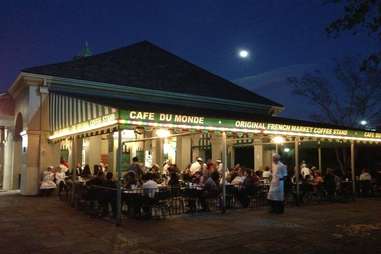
[163,163,170,175]
[143,180,158,198]
[40,171,57,189]
[262,171,271,178]
[231,176,245,186]
[55,172,66,184]
[301,166,311,179]
[359,172,372,181]
[189,161,202,174]
[217,163,224,175]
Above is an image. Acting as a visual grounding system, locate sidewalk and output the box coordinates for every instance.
[0,192,380,254]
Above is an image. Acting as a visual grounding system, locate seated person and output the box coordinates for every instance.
[182,164,193,183]
[191,171,202,184]
[199,171,220,211]
[55,167,67,197]
[312,171,324,187]
[99,172,117,218]
[123,171,138,189]
[141,173,159,218]
[231,169,246,186]
[237,169,259,208]
[168,171,180,187]
[40,166,57,196]
[359,168,372,196]
[81,164,92,179]
[142,173,159,198]
[150,164,162,183]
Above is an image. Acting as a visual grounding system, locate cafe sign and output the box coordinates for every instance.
[120,110,381,141]
[49,113,117,140]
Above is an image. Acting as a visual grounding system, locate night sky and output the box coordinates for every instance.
[0,0,378,92]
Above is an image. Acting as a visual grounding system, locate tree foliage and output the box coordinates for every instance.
[325,0,381,68]
[288,57,381,174]
[288,57,381,128]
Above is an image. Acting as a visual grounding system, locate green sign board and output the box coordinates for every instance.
[119,110,381,141]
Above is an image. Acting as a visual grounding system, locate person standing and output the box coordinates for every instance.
[267,153,288,214]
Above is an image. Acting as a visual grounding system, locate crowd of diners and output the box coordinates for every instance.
[39,155,381,218]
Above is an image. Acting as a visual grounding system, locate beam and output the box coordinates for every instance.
[222,131,227,214]
[116,125,123,226]
[351,141,356,195]
[295,137,300,205]
[318,141,322,173]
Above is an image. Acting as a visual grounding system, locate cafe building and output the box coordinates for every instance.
[1,41,381,195]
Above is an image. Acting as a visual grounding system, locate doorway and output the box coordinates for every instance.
[234,146,254,169]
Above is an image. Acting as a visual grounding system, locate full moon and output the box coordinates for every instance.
[238,49,249,58]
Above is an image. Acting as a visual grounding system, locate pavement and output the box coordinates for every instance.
[0,193,380,254]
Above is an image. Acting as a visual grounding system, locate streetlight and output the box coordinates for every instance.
[360,120,368,126]
[272,136,285,153]
[156,128,171,138]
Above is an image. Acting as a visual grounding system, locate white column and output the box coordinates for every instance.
[116,127,122,225]
[2,128,14,190]
[254,139,263,170]
[211,133,223,162]
[20,131,41,195]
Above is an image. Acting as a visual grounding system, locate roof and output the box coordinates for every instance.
[57,91,365,132]
[22,41,282,108]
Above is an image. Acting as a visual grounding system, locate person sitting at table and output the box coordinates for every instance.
[93,165,100,176]
[81,164,92,179]
[312,171,324,186]
[128,157,143,182]
[141,173,159,218]
[324,168,338,201]
[190,157,204,175]
[168,170,180,188]
[142,173,159,198]
[55,166,67,198]
[182,164,193,183]
[162,160,171,176]
[85,171,105,209]
[200,162,213,185]
[231,168,246,186]
[359,168,372,197]
[199,171,220,211]
[40,166,57,196]
[191,171,202,184]
[124,171,138,189]
[262,166,271,184]
[311,171,324,195]
[238,169,259,208]
[216,159,223,175]
[151,164,162,183]
[100,172,117,218]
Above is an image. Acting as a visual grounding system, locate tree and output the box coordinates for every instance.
[288,57,381,173]
[325,0,381,68]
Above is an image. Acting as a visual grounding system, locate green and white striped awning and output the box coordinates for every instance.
[49,92,116,132]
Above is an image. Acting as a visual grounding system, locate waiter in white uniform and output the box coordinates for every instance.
[267,153,288,214]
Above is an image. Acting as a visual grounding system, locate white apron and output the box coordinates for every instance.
[267,162,287,201]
